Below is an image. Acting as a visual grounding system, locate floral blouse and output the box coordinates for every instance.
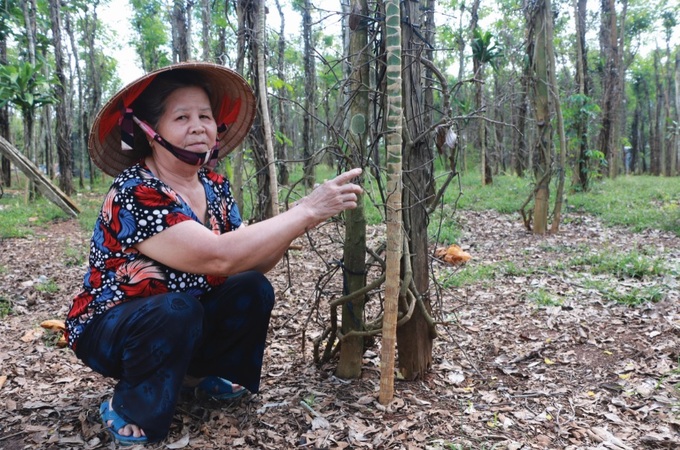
[65,162,242,349]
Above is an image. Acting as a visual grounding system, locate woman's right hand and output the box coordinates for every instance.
[295,168,363,226]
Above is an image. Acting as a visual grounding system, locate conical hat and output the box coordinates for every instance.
[89,61,256,177]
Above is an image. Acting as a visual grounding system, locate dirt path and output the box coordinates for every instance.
[0,212,678,449]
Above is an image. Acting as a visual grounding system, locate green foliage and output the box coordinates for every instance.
[569,176,680,235]
[528,288,563,307]
[0,295,11,318]
[569,250,668,279]
[35,277,59,294]
[0,193,70,239]
[471,28,504,71]
[129,0,171,71]
[0,60,56,112]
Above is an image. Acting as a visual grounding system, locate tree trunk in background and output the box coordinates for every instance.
[470,0,491,185]
[255,0,279,217]
[336,0,369,380]
[49,0,74,195]
[515,71,529,177]
[573,0,590,190]
[65,11,85,188]
[172,0,190,62]
[598,0,623,178]
[651,50,663,175]
[246,0,272,221]
[84,2,102,185]
[397,0,434,381]
[663,30,674,176]
[0,33,10,186]
[232,0,250,211]
[201,0,211,61]
[302,0,316,189]
[456,1,467,173]
[674,51,680,176]
[274,0,289,186]
[527,0,553,235]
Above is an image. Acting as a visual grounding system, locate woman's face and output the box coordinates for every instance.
[155,86,218,157]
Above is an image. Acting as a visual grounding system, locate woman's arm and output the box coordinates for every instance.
[135,168,363,276]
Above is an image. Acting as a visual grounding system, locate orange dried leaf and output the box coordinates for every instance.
[40,319,66,332]
[435,245,472,265]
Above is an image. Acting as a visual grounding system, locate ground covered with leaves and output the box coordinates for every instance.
[1,209,679,450]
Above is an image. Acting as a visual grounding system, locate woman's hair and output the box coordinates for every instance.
[131,69,216,153]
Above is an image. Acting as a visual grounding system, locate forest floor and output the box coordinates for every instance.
[0,206,679,450]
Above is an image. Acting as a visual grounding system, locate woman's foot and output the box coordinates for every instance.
[182,376,247,400]
[99,399,147,445]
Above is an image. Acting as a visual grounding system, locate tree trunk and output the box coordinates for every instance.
[598,0,623,178]
[651,50,663,175]
[527,0,553,235]
[397,0,434,381]
[379,0,403,405]
[173,0,190,62]
[0,32,10,186]
[201,0,211,61]
[336,0,370,380]
[301,0,316,189]
[572,0,590,190]
[674,50,680,176]
[274,0,289,186]
[65,9,86,189]
[84,2,102,185]
[49,0,74,195]
[255,0,279,217]
[231,0,249,210]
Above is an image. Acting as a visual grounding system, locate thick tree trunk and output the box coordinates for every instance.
[598,0,623,178]
[397,0,434,381]
[172,0,190,62]
[527,0,553,234]
[336,0,370,380]
[573,0,590,190]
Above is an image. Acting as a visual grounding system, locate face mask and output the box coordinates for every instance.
[119,108,221,166]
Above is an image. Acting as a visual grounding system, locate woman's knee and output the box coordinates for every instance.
[240,271,275,312]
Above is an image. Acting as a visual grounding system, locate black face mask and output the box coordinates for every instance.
[120,108,223,167]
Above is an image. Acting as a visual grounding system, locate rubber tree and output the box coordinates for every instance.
[49,0,74,195]
[336,0,370,379]
[524,0,553,234]
[397,0,436,380]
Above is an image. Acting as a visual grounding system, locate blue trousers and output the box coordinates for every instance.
[75,271,275,442]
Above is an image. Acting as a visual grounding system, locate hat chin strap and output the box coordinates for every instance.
[131,115,220,167]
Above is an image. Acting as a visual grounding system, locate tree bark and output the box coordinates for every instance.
[337,0,370,380]
[572,0,590,190]
[301,0,316,189]
[379,0,403,404]
[172,0,190,62]
[397,0,434,381]
[274,0,289,186]
[598,0,623,178]
[255,0,279,217]
[526,0,553,234]
[49,0,74,195]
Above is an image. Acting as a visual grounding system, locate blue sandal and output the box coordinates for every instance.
[193,376,248,400]
[99,400,148,446]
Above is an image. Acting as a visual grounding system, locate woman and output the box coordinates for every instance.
[65,62,362,445]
